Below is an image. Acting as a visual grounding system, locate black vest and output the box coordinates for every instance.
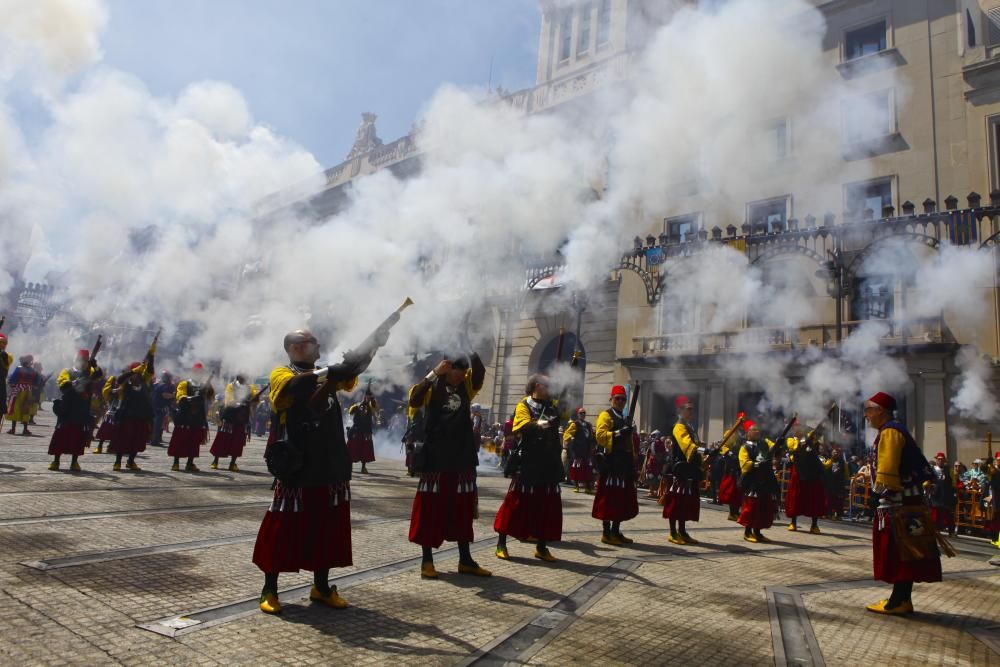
[599,409,634,479]
[516,398,564,486]
[422,380,477,472]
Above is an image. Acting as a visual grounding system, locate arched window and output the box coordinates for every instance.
[530,332,587,375]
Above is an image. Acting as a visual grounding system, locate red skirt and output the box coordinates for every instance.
[167,425,207,458]
[930,507,955,531]
[718,473,742,505]
[409,470,477,548]
[569,458,594,483]
[347,433,375,463]
[739,494,776,530]
[785,467,827,518]
[48,423,89,456]
[591,475,639,522]
[493,478,563,542]
[661,476,700,522]
[109,419,150,456]
[873,503,942,584]
[95,417,117,442]
[210,423,247,457]
[252,483,352,572]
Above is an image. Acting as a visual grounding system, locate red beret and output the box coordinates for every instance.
[610,385,627,398]
[0,333,7,341]
[675,395,691,409]
[76,349,89,359]
[995,451,1000,459]
[935,451,946,460]
[867,392,896,411]
[743,419,756,431]
[193,362,204,370]
[576,407,586,415]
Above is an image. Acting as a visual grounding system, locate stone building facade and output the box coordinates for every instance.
[290,0,1000,463]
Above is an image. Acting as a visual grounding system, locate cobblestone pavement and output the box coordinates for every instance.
[0,409,998,665]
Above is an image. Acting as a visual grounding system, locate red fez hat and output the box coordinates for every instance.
[995,451,1000,459]
[935,451,946,460]
[674,395,691,409]
[610,385,627,397]
[0,332,7,341]
[77,349,90,359]
[867,392,896,411]
[128,361,141,370]
[743,419,756,431]
[192,362,204,370]
[576,407,586,415]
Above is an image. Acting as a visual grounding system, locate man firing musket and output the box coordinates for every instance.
[210,374,267,472]
[347,380,379,474]
[107,331,158,472]
[168,361,215,472]
[47,338,105,471]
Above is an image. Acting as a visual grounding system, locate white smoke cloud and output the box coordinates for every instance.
[0,0,994,431]
[952,346,999,422]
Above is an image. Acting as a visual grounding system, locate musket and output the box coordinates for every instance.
[717,411,748,452]
[766,412,800,458]
[89,335,103,369]
[311,298,413,408]
[0,315,5,331]
[625,380,641,427]
[555,326,566,363]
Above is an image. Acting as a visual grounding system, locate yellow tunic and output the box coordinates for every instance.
[739,439,776,474]
[224,382,257,407]
[874,427,905,491]
[269,365,357,425]
[408,368,480,410]
[672,422,699,462]
[562,420,577,444]
[176,380,215,404]
[595,410,618,451]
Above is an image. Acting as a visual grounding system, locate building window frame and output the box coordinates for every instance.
[844,176,895,220]
[577,2,592,56]
[664,212,702,244]
[746,195,791,234]
[987,115,1000,193]
[597,0,612,48]
[842,17,891,63]
[559,9,573,63]
[842,87,897,146]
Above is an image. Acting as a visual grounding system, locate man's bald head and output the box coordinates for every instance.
[284,329,320,365]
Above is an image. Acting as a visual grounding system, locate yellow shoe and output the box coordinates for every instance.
[126,462,141,471]
[573,487,581,493]
[679,533,698,545]
[534,548,556,562]
[48,461,59,471]
[185,463,200,473]
[92,447,102,454]
[420,562,439,579]
[865,599,913,615]
[229,463,239,472]
[210,462,218,470]
[809,526,821,535]
[616,533,634,545]
[112,462,122,472]
[495,546,510,560]
[170,463,180,472]
[744,534,759,543]
[259,592,282,615]
[70,461,81,472]
[756,534,771,543]
[458,563,493,577]
[667,533,686,545]
[309,585,348,609]
[602,534,624,546]
[788,524,797,531]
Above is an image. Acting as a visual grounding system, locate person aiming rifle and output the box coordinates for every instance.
[168,362,215,472]
[737,416,794,543]
[210,374,266,472]
[346,380,379,474]
[786,404,836,534]
[107,333,157,472]
[253,299,409,615]
[47,339,104,471]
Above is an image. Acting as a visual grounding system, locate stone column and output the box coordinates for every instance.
[706,380,725,442]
